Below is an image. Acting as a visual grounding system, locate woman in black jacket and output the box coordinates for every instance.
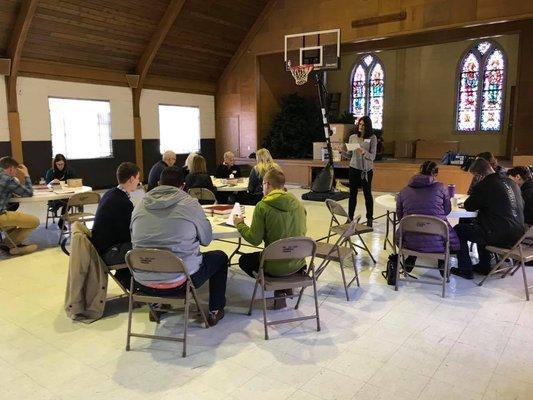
[184,154,217,203]
[508,166,533,225]
[44,154,77,222]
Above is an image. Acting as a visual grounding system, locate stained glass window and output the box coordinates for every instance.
[456,40,506,132]
[350,54,384,129]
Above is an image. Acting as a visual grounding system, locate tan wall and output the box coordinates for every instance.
[217,0,533,159]
[326,35,519,157]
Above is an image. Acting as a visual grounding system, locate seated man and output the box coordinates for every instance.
[452,159,524,279]
[0,157,39,255]
[147,150,176,191]
[91,162,140,285]
[215,151,242,179]
[234,168,306,309]
[130,166,228,326]
[507,166,533,226]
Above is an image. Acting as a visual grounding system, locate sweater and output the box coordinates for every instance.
[184,173,217,194]
[45,166,76,184]
[215,164,242,179]
[91,187,133,255]
[521,179,533,225]
[147,160,169,191]
[237,189,307,276]
[346,134,377,172]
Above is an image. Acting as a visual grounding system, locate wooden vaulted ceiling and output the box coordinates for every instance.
[0,0,270,91]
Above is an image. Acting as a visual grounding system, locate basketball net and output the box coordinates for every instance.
[288,62,314,85]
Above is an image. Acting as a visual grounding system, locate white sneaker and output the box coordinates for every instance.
[9,244,38,256]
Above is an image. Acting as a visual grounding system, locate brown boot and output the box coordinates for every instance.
[207,309,225,326]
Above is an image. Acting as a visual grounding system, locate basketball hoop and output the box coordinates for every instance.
[289,64,314,85]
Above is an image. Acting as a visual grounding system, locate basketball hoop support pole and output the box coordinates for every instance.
[313,71,334,167]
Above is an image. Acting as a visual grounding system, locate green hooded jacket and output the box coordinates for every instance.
[236,189,307,276]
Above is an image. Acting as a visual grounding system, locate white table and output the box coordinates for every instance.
[9,185,93,203]
[375,194,478,251]
[212,177,249,192]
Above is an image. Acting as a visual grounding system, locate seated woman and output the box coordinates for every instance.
[182,152,196,178]
[184,154,217,204]
[44,154,77,222]
[396,161,460,274]
[215,151,241,179]
[239,148,280,205]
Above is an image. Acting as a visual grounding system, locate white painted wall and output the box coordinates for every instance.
[140,89,215,140]
[0,80,9,142]
[17,77,134,141]
[13,77,215,145]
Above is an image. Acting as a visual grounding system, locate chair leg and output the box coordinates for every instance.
[311,274,321,332]
[521,259,530,301]
[248,279,259,316]
[358,234,376,264]
[352,253,360,287]
[183,287,190,357]
[260,281,269,340]
[394,253,401,291]
[339,258,350,301]
[295,287,305,310]
[190,286,209,328]
[126,280,134,351]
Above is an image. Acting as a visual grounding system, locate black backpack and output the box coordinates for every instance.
[381,253,398,286]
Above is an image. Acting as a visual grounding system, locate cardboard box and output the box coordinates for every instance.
[329,124,355,143]
[313,141,345,160]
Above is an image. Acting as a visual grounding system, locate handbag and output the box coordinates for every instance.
[381,253,398,286]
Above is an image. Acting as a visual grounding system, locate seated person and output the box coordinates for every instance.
[467,151,506,194]
[396,161,460,274]
[91,162,140,285]
[184,154,217,202]
[182,151,197,178]
[234,168,306,309]
[44,153,77,223]
[453,159,524,279]
[239,148,280,206]
[0,156,39,255]
[215,151,241,178]
[147,150,176,192]
[507,166,533,225]
[131,166,228,326]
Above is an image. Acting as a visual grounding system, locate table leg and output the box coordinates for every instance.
[228,237,242,267]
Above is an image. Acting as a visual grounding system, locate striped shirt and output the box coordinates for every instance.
[0,168,33,213]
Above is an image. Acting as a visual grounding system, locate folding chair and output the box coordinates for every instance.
[298,219,360,303]
[45,202,59,229]
[0,226,17,252]
[59,192,100,245]
[481,226,533,301]
[247,237,320,340]
[188,188,217,205]
[324,199,376,264]
[124,248,209,357]
[396,215,451,298]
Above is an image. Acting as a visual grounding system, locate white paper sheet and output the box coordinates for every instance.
[226,202,242,227]
[345,142,361,151]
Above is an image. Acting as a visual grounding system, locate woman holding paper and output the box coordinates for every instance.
[345,116,377,226]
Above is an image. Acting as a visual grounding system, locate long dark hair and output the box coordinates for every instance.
[52,153,67,173]
[420,160,439,176]
[357,116,373,139]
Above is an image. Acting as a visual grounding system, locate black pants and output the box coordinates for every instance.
[348,167,374,221]
[454,222,491,272]
[237,192,263,206]
[239,251,306,278]
[102,242,132,287]
[405,256,445,268]
[136,250,228,311]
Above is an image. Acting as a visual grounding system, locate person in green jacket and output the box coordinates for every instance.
[233,167,307,308]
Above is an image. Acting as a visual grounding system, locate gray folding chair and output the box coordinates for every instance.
[124,248,209,357]
[324,199,376,264]
[397,215,451,298]
[59,192,100,245]
[481,226,533,300]
[188,188,217,205]
[247,237,320,340]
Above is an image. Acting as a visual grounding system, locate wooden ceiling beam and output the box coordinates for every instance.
[218,0,277,85]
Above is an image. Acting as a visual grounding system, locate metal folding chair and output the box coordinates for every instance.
[482,226,533,301]
[59,192,100,245]
[124,248,209,357]
[396,215,451,298]
[188,188,217,205]
[299,219,360,303]
[247,237,320,340]
[45,202,59,229]
[324,199,376,264]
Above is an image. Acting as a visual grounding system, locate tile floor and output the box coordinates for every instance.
[1,187,532,400]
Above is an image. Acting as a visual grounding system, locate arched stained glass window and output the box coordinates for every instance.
[456,40,506,132]
[350,54,384,129]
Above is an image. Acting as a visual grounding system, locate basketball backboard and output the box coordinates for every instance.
[284,29,340,71]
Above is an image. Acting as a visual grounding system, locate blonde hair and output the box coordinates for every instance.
[190,154,207,174]
[184,152,197,171]
[254,148,279,177]
[264,168,285,189]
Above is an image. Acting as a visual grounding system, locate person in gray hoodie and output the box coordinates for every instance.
[130,166,228,326]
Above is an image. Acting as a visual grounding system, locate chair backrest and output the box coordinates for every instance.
[125,248,189,276]
[259,237,316,275]
[188,188,216,203]
[325,199,349,220]
[398,215,449,250]
[66,192,101,208]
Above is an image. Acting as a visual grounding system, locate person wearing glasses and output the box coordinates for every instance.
[147,150,177,191]
[395,161,460,275]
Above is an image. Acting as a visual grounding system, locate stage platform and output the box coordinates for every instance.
[235,157,476,194]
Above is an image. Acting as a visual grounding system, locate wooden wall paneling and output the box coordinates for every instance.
[0,0,22,54]
[514,23,533,155]
[217,116,240,158]
[5,0,39,162]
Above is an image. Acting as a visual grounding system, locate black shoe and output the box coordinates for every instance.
[438,260,445,278]
[207,309,225,326]
[473,263,491,275]
[403,256,416,273]
[450,267,474,280]
[366,219,373,228]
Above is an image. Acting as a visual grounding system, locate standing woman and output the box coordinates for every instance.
[345,116,377,226]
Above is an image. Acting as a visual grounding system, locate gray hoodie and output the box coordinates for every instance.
[130,185,213,286]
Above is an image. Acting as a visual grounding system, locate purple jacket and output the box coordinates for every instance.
[396,174,460,253]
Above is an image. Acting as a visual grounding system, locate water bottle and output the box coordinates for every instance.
[447,184,456,199]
